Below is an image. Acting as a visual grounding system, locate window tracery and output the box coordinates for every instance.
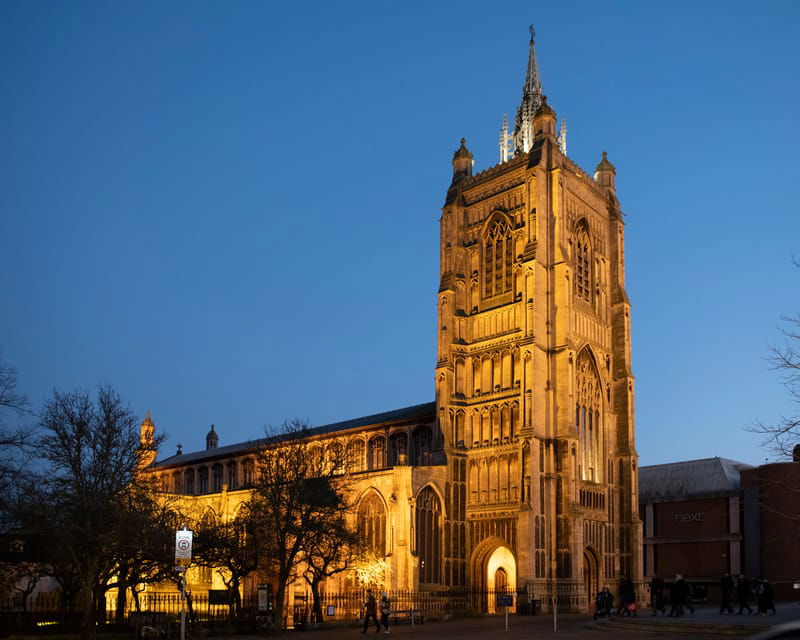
[357,492,386,556]
[483,217,513,298]
[575,223,591,302]
[416,487,442,584]
[389,431,407,465]
[575,349,602,482]
[412,427,432,465]
[347,439,365,472]
[368,436,386,470]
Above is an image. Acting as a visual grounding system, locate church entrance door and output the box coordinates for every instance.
[583,548,598,610]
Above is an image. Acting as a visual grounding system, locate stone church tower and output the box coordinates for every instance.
[435,27,641,609]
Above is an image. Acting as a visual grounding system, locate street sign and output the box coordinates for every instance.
[497,594,513,607]
[175,529,193,566]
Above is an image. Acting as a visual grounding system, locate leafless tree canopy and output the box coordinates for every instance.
[748,259,800,458]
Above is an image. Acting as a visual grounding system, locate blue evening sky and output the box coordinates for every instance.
[2,1,799,467]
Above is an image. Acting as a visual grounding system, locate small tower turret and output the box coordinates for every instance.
[558,118,567,155]
[511,25,544,155]
[206,424,218,450]
[452,138,474,182]
[532,95,557,139]
[594,151,616,191]
[499,114,511,163]
[138,411,157,468]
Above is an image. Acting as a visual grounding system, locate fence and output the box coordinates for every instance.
[0,588,534,634]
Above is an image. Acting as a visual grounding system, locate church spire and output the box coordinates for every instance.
[511,25,544,155]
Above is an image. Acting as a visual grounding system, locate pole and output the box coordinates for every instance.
[179,570,186,640]
[505,605,508,632]
[552,594,558,633]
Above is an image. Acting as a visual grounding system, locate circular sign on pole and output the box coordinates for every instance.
[175,529,193,566]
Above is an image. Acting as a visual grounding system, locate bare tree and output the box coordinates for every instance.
[748,259,800,458]
[249,420,350,632]
[192,504,261,619]
[301,512,360,623]
[37,385,163,640]
[0,351,33,534]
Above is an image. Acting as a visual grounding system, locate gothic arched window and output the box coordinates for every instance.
[412,427,433,466]
[347,439,365,472]
[198,466,209,494]
[575,223,591,302]
[357,492,386,556]
[368,436,386,470]
[212,464,223,492]
[416,487,442,584]
[483,217,513,298]
[184,468,195,495]
[389,431,408,466]
[575,349,602,482]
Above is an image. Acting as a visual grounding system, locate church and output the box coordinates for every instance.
[143,27,642,614]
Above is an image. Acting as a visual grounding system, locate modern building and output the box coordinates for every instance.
[640,457,752,596]
[144,26,641,613]
[742,460,800,600]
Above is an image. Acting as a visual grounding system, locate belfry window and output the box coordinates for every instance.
[483,218,513,298]
[575,224,591,302]
[575,349,602,482]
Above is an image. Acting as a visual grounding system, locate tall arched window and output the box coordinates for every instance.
[576,349,602,482]
[357,493,386,556]
[412,427,433,466]
[416,487,442,584]
[212,464,223,492]
[368,436,386,470]
[389,431,408,465]
[184,468,195,495]
[575,223,591,302]
[198,466,209,494]
[347,439,365,472]
[483,217,513,298]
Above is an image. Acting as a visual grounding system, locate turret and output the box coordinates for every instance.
[452,138,473,182]
[138,411,157,468]
[511,25,544,155]
[532,95,557,139]
[206,424,218,450]
[594,151,616,191]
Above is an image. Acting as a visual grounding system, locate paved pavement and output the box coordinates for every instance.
[228,602,800,640]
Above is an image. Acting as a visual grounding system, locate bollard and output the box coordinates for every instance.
[552,595,558,633]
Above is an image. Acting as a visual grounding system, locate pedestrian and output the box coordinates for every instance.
[736,575,753,615]
[379,592,391,634]
[361,589,380,634]
[669,574,685,617]
[683,576,695,615]
[761,577,776,615]
[594,586,613,619]
[719,572,734,614]
[649,574,665,616]
[616,575,636,617]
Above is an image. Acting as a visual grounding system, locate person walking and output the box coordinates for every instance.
[736,575,753,615]
[379,592,391,634]
[361,589,380,634]
[669,574,686,617]
[649,574,665,616]
[719,572,735,614]
[761,577,777,615]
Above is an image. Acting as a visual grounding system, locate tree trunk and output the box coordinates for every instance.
[115,567,129,626]
[310,579,323,624]
[275,583,286,632]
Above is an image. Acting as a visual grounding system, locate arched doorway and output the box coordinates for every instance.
[583,548,599,608]
[472,539,516,614]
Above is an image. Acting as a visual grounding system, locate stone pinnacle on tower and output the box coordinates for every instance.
[511,25,543,155]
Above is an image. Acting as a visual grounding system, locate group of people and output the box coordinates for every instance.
[595,572,779,621]
[648,574,694,616]
[361,589,392,634]
[719,573,777,616]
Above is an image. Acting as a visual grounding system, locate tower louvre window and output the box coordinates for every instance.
[483,218,513,298]
[575,224,591,302]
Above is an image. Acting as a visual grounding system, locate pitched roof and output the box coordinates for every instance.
[639,457,754,503]
[149,401,435,470]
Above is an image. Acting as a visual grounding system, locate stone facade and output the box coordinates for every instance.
[144,29,641,613]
